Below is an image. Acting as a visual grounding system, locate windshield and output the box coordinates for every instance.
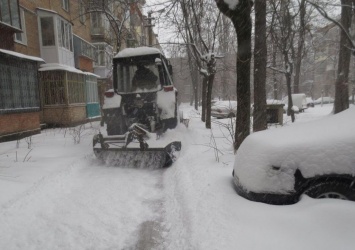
[116,62,160,93]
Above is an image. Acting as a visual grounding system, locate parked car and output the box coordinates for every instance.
[232,108,355,205]
[283,93,308,112]
[314,96,334,105]
[211,100,237,119]
[306,97,315,107]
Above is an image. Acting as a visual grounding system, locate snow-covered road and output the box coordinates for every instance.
[1,104,355,250]
[0,127,171,249]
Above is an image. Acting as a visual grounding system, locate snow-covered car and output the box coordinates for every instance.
[233,108,355,205]
[211,100,237,119]
[283,94,308,112]
[314,96,334,105]
[306,97,314,107]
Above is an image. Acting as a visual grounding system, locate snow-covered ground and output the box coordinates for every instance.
[0,103,354,250]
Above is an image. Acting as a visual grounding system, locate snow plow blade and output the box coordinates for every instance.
[93,126,181,169]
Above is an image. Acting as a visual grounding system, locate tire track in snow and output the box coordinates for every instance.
[0,154,166,250]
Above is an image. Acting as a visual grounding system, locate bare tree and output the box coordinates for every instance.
[306,0,355,113]
[269,0,296,122]
[334,0,353,113]
[215,0,253,151]
[253,0,267,132]
[293,0,307,94]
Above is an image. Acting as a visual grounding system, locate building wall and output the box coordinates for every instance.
[42,105,87,126]
[0,28,16,50]
[14,6,41,57]
[0,112,40,136]
[79,56,94,72]
[16,0,93,67]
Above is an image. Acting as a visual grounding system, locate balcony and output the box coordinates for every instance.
[74,35,96,60]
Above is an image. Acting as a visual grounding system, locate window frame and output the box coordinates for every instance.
[61,0,69,12]
[57,17,73,51]
[40,16,55,46]
[79,0,86,24]
[14,8,27,45]
[0,0,21,30]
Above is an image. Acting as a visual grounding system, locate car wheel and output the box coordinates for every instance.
[304,181,355,201]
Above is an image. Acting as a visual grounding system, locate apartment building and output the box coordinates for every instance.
[0,0,99,141]
[0,0,157,141]
[0,1,43,142]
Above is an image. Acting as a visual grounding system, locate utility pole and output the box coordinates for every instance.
[144,8,165,46]
[145,11,154,46]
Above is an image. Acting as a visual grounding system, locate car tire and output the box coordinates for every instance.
[304,181,355,201]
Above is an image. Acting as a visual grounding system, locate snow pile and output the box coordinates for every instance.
[163,103,355,250]
[157,89,176,119]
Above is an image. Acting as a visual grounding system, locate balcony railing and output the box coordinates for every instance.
[73,35,96,60]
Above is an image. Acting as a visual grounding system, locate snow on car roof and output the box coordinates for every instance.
[114,47,162,58]
[266,99,284,105]
[234,107,355,193]
[0,48,44,62]
[212,100,237,107]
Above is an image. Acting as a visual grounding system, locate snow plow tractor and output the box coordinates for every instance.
[93,47,181,168]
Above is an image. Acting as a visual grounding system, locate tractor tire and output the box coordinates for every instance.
[304,180,355,201]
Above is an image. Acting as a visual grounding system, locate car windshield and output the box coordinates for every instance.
[116,62,160,93]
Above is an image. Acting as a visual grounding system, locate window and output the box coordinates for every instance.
[41,72,66,105]
[15,8,27,45]
[90,12,102,34]
[67,73,85,104]
[10,0,20,28]
[61,0,69,12]
[57,18,73,51]
[40,17,55,46]
[79,0,86,23]
[86,76,99,103]
[94,43,113,68]
[0,0,21,29]
[0,54,40,113]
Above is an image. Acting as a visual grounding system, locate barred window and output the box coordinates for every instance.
[86,76,98,103]
[67,72,85,104]
[40,71,66,105]
[0,54,40,113]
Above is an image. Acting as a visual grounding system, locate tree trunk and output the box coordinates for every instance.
[272,42,278,100]
[201,76,208,122]
[253,0,267,132]
[334,0,352,114]
[194,69,199,110]
[205,73,215,129]
[293,0,306,94]
[215,0,252,151]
